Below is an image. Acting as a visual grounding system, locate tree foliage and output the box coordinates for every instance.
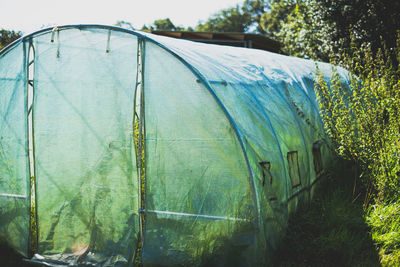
[276,0,400,63]
[192,0,398,63]
[195,5,252,33]
[259,0,296,38]
[311,0,399,62]
[241,0,269,34]
[141,18,187,31]
[194,0,290,35]
[115,20,135,30]
[0,29,22,51]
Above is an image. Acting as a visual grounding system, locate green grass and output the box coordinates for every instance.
[366,202,400,266]
[272,161,380,266]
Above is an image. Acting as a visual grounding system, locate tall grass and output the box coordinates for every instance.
[272,161,380,266]
[366,203,400,266]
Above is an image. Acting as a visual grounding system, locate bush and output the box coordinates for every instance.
[315,36,400,266]
[315,38,400,203]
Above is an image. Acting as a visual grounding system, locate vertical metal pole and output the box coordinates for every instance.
[133,37,146,266]
[26,39,38,256]
[139,38,146,262]
[138,38,144,247]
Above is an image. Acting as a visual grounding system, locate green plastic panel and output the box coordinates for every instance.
[0,42,30,256]
[142,40,259,266]
[32,28,139,263]
[142,32,347,255]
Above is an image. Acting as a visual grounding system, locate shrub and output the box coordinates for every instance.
[315,38,400,203]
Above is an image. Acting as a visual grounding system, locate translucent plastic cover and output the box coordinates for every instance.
[32,28,139,264]
[0,25,350,266]
[142,32,349,253]
[0,42,30,256]
[142,41,259,266]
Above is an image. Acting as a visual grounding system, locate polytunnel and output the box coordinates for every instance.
[0,25,349,266]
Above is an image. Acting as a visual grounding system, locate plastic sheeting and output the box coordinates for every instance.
[1,27,140,265]
[0,40,30,257]
[0,25,350,266]
[143,33,349,260]
[143,40,259,266]
[32,28,140,264]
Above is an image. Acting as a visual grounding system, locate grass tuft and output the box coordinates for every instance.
[366,202,400,266]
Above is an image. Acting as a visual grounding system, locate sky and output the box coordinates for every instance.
[0,0,244,34]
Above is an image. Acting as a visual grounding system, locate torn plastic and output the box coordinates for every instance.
[24,252,129,266]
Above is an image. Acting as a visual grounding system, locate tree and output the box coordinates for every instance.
[141,18,185,31]
[195,5,252,33]
[0,29,22,51]
[242,0,269,34]
[310,0,400,60]
[257,0,296,37]
[276,0,400,63]
[273,2,325,60]
[115,20,135,30]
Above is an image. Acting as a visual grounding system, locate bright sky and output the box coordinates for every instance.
[0,0,243,34]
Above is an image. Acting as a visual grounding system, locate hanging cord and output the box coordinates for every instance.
[50,27,60,58]
[106,30,111,53]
